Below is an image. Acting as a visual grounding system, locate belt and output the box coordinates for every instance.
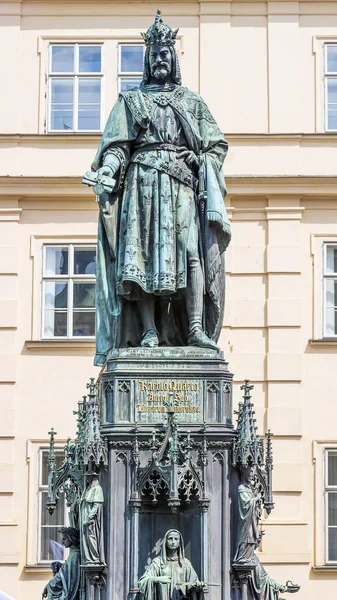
[130,151,198,192]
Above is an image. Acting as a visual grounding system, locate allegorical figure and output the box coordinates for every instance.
[234,466,299,599]
[139,529,204,600]
[42,527,80,600]
[87,10,231,366]
[80,473,105,565]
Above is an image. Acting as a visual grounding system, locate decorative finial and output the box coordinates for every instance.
[141,9,179,47]
[240,379,254,400]
[86,377,96,396]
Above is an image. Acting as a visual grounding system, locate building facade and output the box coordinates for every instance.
[0,0,337,598]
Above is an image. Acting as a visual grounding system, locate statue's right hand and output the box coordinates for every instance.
[96,165,116,181]
[153,576,171,584]
[42,585,48,598]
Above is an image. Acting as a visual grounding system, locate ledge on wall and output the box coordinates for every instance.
[309,339,337,347]
[26,340,95,350]
[312,565,337,573]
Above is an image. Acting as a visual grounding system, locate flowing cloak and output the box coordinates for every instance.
[138,530,204,600]
[233,484,287,599]
[80,483,105,564]
[47,548,80,600]
[233,483,260,564]
[91,84,231,363]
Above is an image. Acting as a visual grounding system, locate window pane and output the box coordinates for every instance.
[73,311,95,337]
[73,283,95,308]
[325,308,337,336]
[44,247,68,275]
[78,106,100,131]
[325,279,337,309]
[327,108,337,131]
[40,526,65,561]
[74,247,96,274]
[327,46,337,73]
[41,491,65,526]
[120,45,144,72]
[120,77,142,92]
[44,282,68,309]
[51,79,74,104]
[51,106,73,131]
[41,451,64,485]
[328,493,337,527]
[51,46,74,73]
[328,528,337,561]
[329,453,337,486]
[78,79,101,104]
[326,246,337,274]
[79,46,101,72]
[43,311,68,338]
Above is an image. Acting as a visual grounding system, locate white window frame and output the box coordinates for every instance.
[323,243,337,338]
[324,448,337,563]
[37,448,68,564]
[47,43,104,133]
[324,44,337,132]
[41,243,96,340]
[118,43,144,93]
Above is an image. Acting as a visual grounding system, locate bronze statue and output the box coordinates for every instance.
[80,473,105,565]
[84,9,231,365]
[42,527,80,600]
[233,465,300,599]
[138,529,204,600]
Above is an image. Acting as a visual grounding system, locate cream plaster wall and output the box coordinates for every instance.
[0,1,337,599]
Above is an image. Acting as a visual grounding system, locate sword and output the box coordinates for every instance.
[175,581,222,587]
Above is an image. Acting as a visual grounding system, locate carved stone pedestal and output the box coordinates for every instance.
[98,348,235,600]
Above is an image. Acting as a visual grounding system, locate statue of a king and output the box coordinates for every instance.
[88,10,231,366]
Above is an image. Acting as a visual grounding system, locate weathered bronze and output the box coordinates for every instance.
[84,9,231,366]
[42,527,80,600]
[232,383,300,599]
[138,529,204,599]
[81,473,105,565]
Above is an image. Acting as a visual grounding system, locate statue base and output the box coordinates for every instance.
[97,347,235,600]
[100,346,233,430]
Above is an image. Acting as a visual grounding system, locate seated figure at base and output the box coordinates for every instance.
[42,527,80,600]
[139,529,204,600]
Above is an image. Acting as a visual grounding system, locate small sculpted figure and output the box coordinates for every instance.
[86,10,231,365]
[42,527,80,600]
[138,529,204,600]
[234,465,299,599]
[80,473,105,565]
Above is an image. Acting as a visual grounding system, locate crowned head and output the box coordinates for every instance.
[141,9,179,48]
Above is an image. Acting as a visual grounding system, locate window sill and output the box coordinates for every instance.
[24,564,55,573]
[312,565,337,573]
[26,340,95,350]
[309,338,337,347]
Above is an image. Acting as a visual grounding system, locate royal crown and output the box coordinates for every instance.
[141,9,179,47]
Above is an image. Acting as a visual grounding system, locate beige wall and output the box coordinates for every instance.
[1,1,337,599]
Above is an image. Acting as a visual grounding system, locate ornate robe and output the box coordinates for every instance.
[92,83,230,363]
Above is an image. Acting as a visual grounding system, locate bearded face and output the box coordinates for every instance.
[149,44,172,81]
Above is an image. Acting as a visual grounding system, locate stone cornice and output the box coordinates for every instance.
[1,175,337,198]
[1,133,337,144]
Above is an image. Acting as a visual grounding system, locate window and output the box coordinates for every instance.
[38,449,67,563]
[42,244,96,339]
[325,449,337,562]
[48,44,103,132]
[118,44,144,92]
[325,44,337,131]
[323,244,337,337]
